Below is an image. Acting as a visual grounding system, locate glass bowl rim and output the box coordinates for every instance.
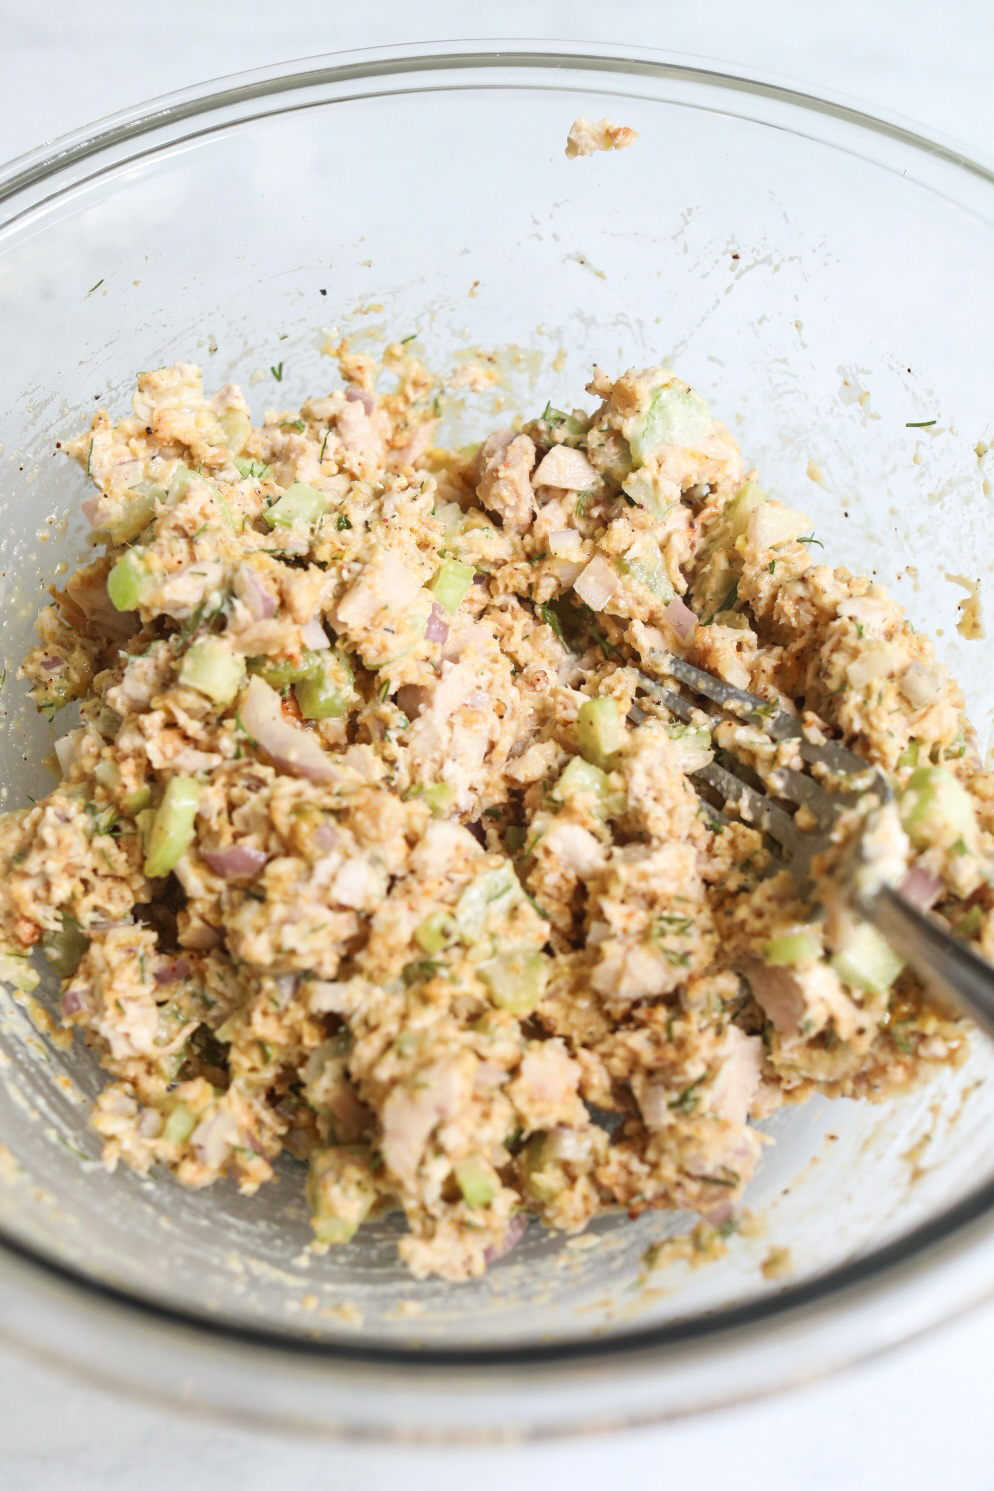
[3,38,994,1381]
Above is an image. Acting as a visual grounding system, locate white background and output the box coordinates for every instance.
[2,2,994,1487]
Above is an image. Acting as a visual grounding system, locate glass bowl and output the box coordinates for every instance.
[2,41,994,1440]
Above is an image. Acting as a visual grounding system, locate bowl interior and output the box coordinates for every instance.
[2,51,994,1357]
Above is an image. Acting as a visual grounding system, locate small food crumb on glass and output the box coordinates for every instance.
[565,116,638,158]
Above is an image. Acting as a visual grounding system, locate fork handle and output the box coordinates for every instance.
[868,886,994,1042]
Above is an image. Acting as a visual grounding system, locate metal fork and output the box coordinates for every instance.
[629,651,994,1040]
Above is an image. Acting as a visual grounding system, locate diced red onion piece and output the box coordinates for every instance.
[472,572,488,586]
[704,1200,736,1228]
[234,565,277,621]
[300,617,330,650]
[191,1110,238,1168]
[53,729,81,777]
[425,603,450,645]
[181,923,222,950]
[39,655,66,674]
[81,496,101,526]
[532,446,597,491]
[663,595,698,643]
[899,865,944,911]
[483,1212,529,1266]
[240,675,335,781]
[549,529,581,558]
[311,822,340,855]
[154,957,191,986]
[61,987,89,1016]
[201,843,269,879]
[345,385,376,415]
[573,554,619,612]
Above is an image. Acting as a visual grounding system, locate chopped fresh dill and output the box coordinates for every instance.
[270,362,284,382]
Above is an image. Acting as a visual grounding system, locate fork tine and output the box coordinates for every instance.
[642,651,889,791]
[695,760,811,867]
[766,764,845,824]
[632,673,697,722]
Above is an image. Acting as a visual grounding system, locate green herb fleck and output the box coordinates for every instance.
[400,333,418,345]
[669,1074,707,1113]
[319,429,331,462]
[797,534,824,548]
[281,419,306,433]
[87,278,104,295]
[522,889,551,921]
[337,513,351,531]
[906,419,937,429]
[270,362,284,382]
[540,603,564,643]
[86,441,93,477]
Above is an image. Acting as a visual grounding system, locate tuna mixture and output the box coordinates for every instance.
[2,352,989,1281]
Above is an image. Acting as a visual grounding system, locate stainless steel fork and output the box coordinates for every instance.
[629,651,994,1040]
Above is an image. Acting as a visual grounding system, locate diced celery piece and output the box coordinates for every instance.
[168,464,200,502]
[554,756,609,801]
[628,383,713,466]
[144,776,200,878]
[420,782,453,817]
[618,536,675,602]
[251,650,322,688]
[415,911,458,955]
[306,1145,377,1246]
[763,929,822,966]
[454,1155,496,1207]
[456,864,521,941]
[477,947,550,1015]
[122,785,151,815]
[434,501,466,538]
[108,487,159,545]
[0,951,39,993]
[135,807,155,851]
[576,696,621,768]
[430,558,476,614]
[233,456,272,480]
[521,1132,561,1202]
[957,905,985,937]
[900,765,978,851]
[294,652,356,720]
[107,548,153,611]
[93,760,120,792]
[179,638,246,706]
[897,739,921,770]
[621,467,671,520]
[264,481,329,528]
[701,480,767,559]
[218,408,251,454]
[665,724,713,773]
[42,916,88,978]
[214,1015,239,1044]
[163,1104,196,1146]
[831,922,903,996]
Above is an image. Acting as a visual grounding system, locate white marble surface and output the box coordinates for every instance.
[3,2,994,1486]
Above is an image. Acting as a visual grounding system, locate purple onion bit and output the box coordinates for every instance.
[483,1212,529,1266]
[201,843,269,879]
[424,603,450,645]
